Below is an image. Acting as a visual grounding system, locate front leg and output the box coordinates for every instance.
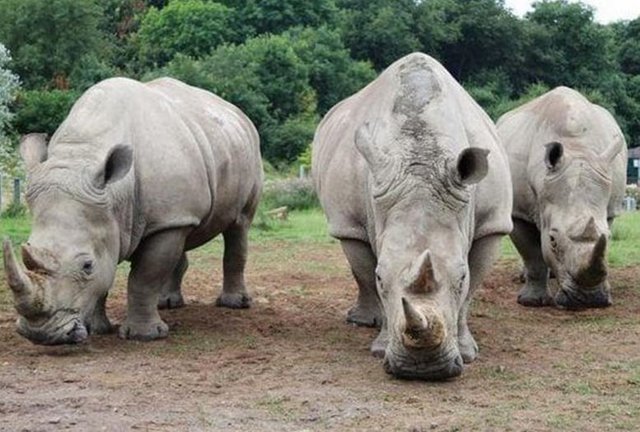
[119,228,189,341]
[511,218,552,307]
[216,222,252,309]
[87,293,113,335]
[459,234,502,363]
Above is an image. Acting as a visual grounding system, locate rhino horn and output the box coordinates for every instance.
[402,297,427,331]
[576,234,608,286]
[401,298,445,349]
[588,234,608,276]
[408,250,436,294]
[579,217,599,242]
[3,239,41,316]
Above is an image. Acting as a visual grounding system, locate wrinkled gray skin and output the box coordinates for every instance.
[2,77,262,345]
[497,87,626,309]
[313,53,512,380]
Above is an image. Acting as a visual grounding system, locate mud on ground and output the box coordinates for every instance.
[1,239,639,431]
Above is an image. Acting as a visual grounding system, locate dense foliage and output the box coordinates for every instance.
[0,0,639,165]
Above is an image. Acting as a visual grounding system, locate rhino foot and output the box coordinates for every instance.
[346,304,383,328]
[216,292,252,309]
[157,292,185,309]
[458,332,478,363]
[517,284,554,307]
[118,319,169,341]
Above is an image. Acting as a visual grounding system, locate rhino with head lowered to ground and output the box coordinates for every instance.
[496,87,627,309]
[3,77,262,345]
[313,53,513,380]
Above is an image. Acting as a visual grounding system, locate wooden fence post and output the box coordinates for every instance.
[13,177,20,206]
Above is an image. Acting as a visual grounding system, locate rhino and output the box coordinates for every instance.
[2,77,262,345]
[496,87,627,309]
[312,53,513,380]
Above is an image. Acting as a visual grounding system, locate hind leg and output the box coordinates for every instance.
[216,222,251,309]
[340,239,383,328]
[157,253,188,309]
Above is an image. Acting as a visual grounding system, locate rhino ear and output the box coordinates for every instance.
[355,119,387,171]
[544,141,564,170]
[455,147,489,186]
[96,145,133,188]
[19,133,49,171]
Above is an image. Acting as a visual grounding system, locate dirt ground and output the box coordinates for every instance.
[1,239,639,431]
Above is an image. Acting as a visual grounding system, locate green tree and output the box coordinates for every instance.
[338,0,420,70]
[523,0,615,89]
[160,32,317,162]
[12,89,79,136]
[617,18,640,76]
[0,0,107,89]
[285,26,376,114]
[0,44,20,174]
[428,0,524,86]
[137,0,235,68]
[216,0,339,38]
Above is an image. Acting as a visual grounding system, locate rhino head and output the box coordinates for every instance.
[537,138,622,309]
[3,134,132,345]
[355,121,489,380]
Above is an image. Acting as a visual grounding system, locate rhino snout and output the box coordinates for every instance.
[17,316,89,346]
[383,345,463,381]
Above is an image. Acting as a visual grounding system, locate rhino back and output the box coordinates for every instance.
[48,77,261,257]
[497,87,627,222]
[313,52,512,245]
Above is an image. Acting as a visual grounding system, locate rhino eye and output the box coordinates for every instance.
[82,260,94,275]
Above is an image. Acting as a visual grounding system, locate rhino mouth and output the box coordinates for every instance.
[553,274,612,310]
[383,342,463,381]
[17,312,89,346]
[554,285,612,310]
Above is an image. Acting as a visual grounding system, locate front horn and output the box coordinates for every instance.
[401,297,446,350]
[3,239,42,317]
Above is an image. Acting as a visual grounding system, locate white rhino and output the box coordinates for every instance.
[313,53,513,380]
[3,77,263,345]
[497,87,627,309]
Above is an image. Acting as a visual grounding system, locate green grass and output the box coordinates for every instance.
[0,214,31,245]
[609,211,640,267]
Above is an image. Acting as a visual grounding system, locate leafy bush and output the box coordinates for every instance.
[137,0,235,67]
[12,89,79,135]
[261,177,318,211]
[1,201,27,218]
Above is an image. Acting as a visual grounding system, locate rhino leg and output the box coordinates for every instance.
[460,234,502,363]
[340,239,383,328]
[119,228,189,341]
[216,222,251,309]
[157,253,188,309]
[510,218,553,307]
[87,293,113,335]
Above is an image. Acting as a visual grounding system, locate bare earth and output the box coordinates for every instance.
[1,239,639,431]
